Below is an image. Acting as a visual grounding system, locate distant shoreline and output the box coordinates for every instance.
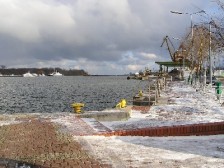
[0,75,128,77]
[89,75,127,76]
[0,67,88,76]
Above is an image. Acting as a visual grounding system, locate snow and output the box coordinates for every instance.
[74,81,224,167]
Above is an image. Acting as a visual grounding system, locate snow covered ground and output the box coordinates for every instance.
[75,81,224,167]
[101,81,224,130]
[76,135,224,168]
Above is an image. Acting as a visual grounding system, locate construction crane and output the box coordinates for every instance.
[160,35,183,62]
[161,24,218,71]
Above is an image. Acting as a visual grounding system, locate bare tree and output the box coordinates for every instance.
[177,24,221,72]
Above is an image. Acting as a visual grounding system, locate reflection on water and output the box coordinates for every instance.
[0,76,148,113]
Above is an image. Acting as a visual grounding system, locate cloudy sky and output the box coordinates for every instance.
[0,0,218,75]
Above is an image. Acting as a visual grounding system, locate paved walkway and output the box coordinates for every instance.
[0,117,112,168]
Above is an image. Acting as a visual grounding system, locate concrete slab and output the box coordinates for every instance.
[75,110,131,121]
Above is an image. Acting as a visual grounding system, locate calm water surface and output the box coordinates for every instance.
[0,76,148,113]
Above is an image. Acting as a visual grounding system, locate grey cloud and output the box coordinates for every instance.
[0,0,213,74]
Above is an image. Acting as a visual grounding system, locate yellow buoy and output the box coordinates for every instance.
[71,103,85,113]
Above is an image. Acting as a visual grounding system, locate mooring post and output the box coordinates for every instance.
[148,83,151,105]
[157,78,161,97]
[155,83,158,104]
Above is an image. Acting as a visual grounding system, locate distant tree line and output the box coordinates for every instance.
[0,67,89,76]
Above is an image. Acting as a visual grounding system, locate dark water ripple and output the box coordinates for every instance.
[0,76,148,113]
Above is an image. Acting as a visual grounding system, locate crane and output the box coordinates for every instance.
[160,35,183,62]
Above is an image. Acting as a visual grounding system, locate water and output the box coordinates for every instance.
[0,76,148,113]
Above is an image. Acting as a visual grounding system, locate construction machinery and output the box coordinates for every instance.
[160,35,186,62]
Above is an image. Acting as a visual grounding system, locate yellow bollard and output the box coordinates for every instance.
[71,103,85,113]
[138,90,143,97]
[120,99,127,108]
[116,99,127,108]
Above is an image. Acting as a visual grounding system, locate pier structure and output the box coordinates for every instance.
[132,75,170,106]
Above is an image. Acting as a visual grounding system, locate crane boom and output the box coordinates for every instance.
[161,35,176,61]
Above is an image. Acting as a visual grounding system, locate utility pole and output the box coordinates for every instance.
[170,10,205,70]
[209,22,212,86]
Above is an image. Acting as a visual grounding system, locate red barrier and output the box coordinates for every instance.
[97,122,224,137]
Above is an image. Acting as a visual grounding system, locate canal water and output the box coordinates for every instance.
[0,76,148,113]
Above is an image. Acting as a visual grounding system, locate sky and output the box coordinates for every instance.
[0,0,219,75]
